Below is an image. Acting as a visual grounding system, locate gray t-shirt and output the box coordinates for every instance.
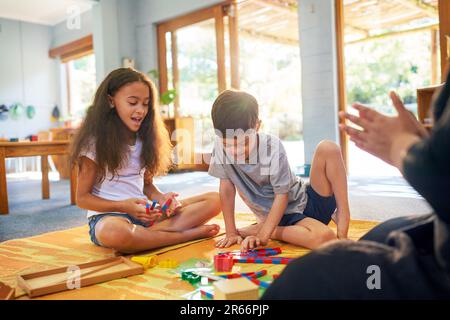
[208,133,308,221]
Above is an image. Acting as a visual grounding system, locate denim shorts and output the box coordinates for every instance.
[88,213,149,247]
[278,183,337,227]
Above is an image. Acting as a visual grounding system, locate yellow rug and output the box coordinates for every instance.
[0,214,378,300]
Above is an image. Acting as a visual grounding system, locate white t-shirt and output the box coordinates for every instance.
[81,138,147,218]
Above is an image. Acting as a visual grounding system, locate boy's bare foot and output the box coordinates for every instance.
[183,224,220,241]
[237,223,260,238]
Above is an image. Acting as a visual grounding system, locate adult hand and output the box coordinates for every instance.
[339,91,423,169]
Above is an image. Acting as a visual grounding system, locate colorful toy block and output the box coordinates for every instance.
[214,254,234,272]
[233,256,293,264]
[213,277,259,300]
[158,259,179,268]
[218,247,282,257]
[245,277,271,289]
[200,289,214,299]
[219,270,267,279]
[161,198,172,213]
[181,271,201,285]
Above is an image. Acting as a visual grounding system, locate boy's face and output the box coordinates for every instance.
[221,121,261,162]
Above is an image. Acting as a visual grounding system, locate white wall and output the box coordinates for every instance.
[298,0,340,164]
[0,18,58,139]
[51,9,93,48]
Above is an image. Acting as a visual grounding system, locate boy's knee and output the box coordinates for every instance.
[314,228,337,247]
[96,220,133,249]
[317,140,341,157]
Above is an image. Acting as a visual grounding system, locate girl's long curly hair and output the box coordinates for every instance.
[70,68,173,181]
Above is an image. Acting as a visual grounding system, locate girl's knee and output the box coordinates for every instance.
[95,219,133,249]
[204,192,221,215]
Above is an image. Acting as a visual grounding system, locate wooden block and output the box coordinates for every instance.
[213,277,259,300]
[0,282,15,300]
[17,257,144,298]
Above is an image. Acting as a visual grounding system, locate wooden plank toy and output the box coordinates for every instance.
[0,281,15,300]
[213,277,259,300]
[17,256,144,298]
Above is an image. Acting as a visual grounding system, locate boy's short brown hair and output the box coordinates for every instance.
[211,90,259,136]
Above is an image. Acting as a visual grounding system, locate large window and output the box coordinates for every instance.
[157,1,304,170]
[65,53,96,122]
[339,0,443,176]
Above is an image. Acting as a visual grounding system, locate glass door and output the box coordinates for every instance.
[157,5,227,170]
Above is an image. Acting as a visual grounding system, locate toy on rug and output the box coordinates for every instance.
[214,247,293,271]
[0,281,15,300]
[158,259,179,268]
[131,255,158,269]
[17,257,144,298]
[181,271,201,285]
[213,277,259,300]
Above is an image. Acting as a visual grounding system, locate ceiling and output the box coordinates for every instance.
[0,0,96,26]
[236,0,439,45]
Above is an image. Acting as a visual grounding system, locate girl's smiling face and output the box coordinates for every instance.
[109,81,150,134]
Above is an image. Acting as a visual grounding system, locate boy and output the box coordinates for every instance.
[208,90,350,251]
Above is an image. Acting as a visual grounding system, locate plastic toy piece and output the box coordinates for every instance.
[213,278,259,300]
[181,271,201,285]
[200,289,214,299]
[272,274,280,280]
[219,270,267,279]
[214,254,234,272]
[158,259,179,268]
[161,198,173,213]
[131,255,158,269]
[150,200,157,210]
[233,256,293,265]
[245,277,271,289]
[218,247,282,258]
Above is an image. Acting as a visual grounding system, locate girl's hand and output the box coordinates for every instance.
[157,192,181,217]
[215,233,243,248]
[120,198,156,224]
[240,235,267,252]
[339,91,423,168]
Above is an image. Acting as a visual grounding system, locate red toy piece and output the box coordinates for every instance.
[214,254,234,272]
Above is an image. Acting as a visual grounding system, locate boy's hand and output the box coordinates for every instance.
[240,235,268,252]
[215,233,243,248]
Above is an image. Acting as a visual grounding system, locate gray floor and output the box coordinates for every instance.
[0,171,432,242]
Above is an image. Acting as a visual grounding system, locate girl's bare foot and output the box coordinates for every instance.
[183,224,220,241]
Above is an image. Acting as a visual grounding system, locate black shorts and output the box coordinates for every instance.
[278,183,337,227]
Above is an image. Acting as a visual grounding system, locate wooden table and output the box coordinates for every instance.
[0,141,77,215]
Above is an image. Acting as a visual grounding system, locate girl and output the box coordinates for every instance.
[71,68,221,253]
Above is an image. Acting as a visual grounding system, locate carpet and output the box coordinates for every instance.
[0,214,378,299]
